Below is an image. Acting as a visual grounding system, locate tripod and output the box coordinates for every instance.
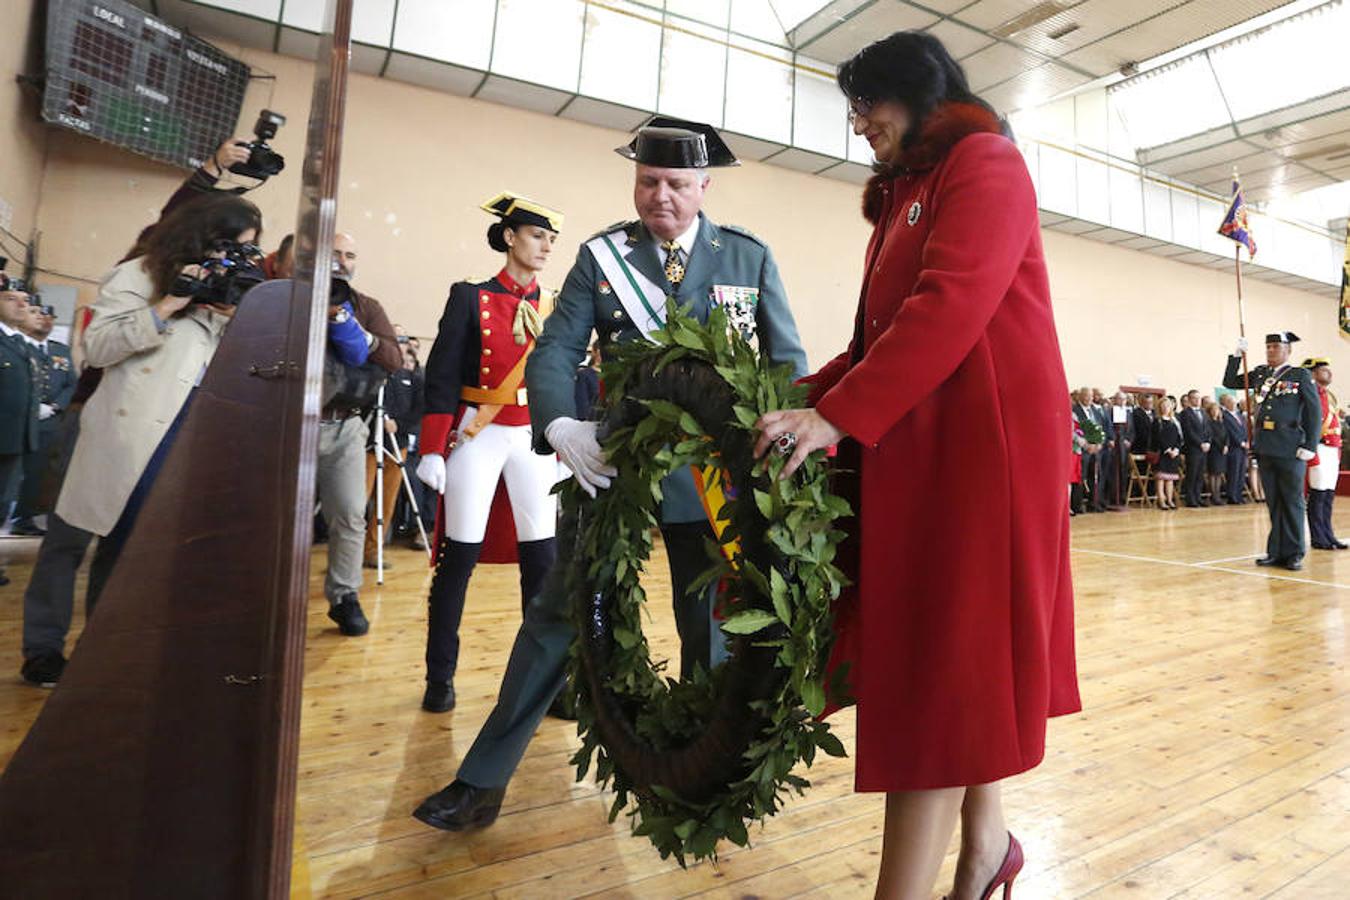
[369,383,432,584]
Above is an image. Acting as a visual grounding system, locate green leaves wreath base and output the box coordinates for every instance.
[563,302,853,866]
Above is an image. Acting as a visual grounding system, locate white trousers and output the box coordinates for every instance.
[1309,444,1341,491]
[442,407,563,543]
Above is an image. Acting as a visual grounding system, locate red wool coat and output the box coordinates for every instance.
[806,103,1082,791]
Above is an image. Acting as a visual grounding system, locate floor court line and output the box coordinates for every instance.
[1070,547,1350,591]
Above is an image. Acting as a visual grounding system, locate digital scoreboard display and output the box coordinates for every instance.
[42,0,251,170]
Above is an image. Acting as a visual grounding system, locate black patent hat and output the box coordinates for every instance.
[615,116,739,168]
[1265,331,1300,344]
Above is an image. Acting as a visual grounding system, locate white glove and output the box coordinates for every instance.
[1235,336,1249,355]
[546,417,617,498]
[38,403,56,421]
[1295,447,1316,462]
[417,454,447,493]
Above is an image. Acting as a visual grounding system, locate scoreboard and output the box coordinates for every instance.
[42,0,251,170]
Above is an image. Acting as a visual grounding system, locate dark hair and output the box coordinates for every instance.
[277,233,295,258]
[837,31,998,149]
[487,221,514,253]
[135,194,263,298]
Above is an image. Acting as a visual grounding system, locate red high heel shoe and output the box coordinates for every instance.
[979,833,1023,900]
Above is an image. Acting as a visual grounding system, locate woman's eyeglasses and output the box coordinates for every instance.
[847,97,874,124]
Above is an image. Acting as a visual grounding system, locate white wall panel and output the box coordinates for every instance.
[1076,156,1110,225]
[352,0,395,46]
[579,2,661,110]
[1170,191,1200,249]
[392,0,495,69]
[793,59,846,158]
[724,38,792,143]
[1107,165,1144,235]
[657,21,728,125]
[1142,179,1173,242]
[490,0,584,92]
[1038,144,1077,217]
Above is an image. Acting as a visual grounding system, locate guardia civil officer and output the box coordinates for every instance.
[414,192,566,714]
[412,116,808,832]
[1224,332,1320,570]
[1301,356,1346,550]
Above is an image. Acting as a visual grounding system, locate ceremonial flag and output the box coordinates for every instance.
[1218,177,1257,258]
[1340,221,1350,336]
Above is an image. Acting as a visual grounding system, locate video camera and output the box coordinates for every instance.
[228,109,286,181]
[170,240,266,307]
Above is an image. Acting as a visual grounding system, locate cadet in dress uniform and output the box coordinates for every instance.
[1301,356,1346,550]
[412,117,807,832]
[1223,332,1321,570]
[413,193,566,714]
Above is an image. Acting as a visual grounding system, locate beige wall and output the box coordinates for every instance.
[1046,229,1339,397]
[6,30,1342,387]
[0,0,49,271]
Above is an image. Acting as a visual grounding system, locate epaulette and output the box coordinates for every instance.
[588,219,637,242]
[719,223,766,246]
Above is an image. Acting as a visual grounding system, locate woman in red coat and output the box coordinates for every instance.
[756,32,1080,900]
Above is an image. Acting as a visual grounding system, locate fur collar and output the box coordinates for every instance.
[861,102,1005,224]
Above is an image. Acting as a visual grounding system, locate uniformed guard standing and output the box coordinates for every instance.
[1224,332,1321,570]
[12,304,78,535]
[1301,356,1346,550]
[412,116,808,831]
[414,192,566,714]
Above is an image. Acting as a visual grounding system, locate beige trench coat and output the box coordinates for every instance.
[56,259,228,536]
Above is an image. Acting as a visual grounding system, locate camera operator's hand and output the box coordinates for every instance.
[416,454,446,494]
[155,264,203,320]
[204,138,252,178]
[207,303,237,320]
[384,419,398,435]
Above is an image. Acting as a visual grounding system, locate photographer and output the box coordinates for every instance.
[317,232,401,636]
[15,194,263,686]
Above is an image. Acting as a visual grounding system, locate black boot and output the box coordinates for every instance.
[516,538,557,617]
[1326,489,1349,548]
[1309,490,1331,549]
[424,540,483,704]
[1315,490,1348,548]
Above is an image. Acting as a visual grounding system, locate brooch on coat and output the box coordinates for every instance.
[906,201,923,226]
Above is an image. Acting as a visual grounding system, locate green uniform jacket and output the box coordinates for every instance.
[527,213,808,523]
[0,332,38,456]
[1223,356,1320,458]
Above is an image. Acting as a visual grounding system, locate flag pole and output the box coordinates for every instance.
[1232,168,1254,446]
[1237,244,1253,443]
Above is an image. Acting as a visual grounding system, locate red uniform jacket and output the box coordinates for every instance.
[420,269,544,563]
[804,103,1081,791]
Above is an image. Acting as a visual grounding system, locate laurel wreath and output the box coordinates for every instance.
[563,302,852,865]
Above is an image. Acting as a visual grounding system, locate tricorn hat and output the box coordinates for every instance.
[480,191,564,232]
[615,115,739,168]
[1265,331,1300,344]
[1302,356,1331,369]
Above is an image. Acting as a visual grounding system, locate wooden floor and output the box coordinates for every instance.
[2,502,1349,898]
